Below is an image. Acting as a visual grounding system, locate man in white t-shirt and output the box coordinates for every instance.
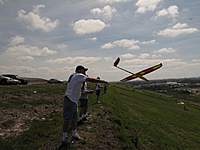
[59,65,108,148]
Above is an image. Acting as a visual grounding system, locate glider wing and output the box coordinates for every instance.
[120,63,162,82]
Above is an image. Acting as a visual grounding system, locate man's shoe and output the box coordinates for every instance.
[72,133,83,141]
[77,118,83,126]
[82,115,88,121]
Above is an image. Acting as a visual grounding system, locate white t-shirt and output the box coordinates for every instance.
[65,73,87,104]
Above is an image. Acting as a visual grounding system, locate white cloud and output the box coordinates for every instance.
[5,36,57,57]
[152,54,162,58]
[156,5,179,18]
[192,59,200,63]
[173,23,188,29]
[121,53,136,59]
[157,9,168,16]
[17,5,59,32]
[0,0,7,5]
[90,5,117,20]
[141,40,156,44]
[32,4,45,14]
[99,0,131,4]
[163,58,187,67]
[101,42,114,49]
[103,57,113,61]
[112,39,140,49]
[57,44,68,49]
[122,57,186,71]
[0,65,56,79]
[136,0,162,14]
[17,56,34,61]
[0,36,57,79]
[47,56,101,65]
[89,37,97,41]
[101,39,140,49]
[158,23,199,37]
[73,19,106,35]
[46,56,114,80]
[2,56,198,81]
[0,65,36,75]
[139,53,151,59]
[9,36,25,46]
[0,0,3,5]
[7,45,57,57]
[123,58,160,67]
[157,48,176,53]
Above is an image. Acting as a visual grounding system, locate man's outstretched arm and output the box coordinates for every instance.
[86,77,108,84]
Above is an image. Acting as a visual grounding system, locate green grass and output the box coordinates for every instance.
[101,83,200,149]
[0,84,66,108]
[0,84,66,96]
[159,89,200,104]
[0,112,62,150]
[1,83,200,149]
[0,84,66,149]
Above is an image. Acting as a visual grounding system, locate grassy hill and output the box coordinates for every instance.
[0,83,200,149]
[103,83,200,149]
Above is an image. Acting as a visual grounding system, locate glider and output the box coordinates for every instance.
[113,57,162,82]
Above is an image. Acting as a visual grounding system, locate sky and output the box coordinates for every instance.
[0,0,200,81]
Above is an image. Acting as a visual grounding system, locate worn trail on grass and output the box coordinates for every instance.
[42,102,122,150]
[74,102,122,150]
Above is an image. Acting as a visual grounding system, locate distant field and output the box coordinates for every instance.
[0,83,200,149]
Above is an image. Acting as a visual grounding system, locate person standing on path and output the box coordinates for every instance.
[59,65,108,148]
[95,77,102,103]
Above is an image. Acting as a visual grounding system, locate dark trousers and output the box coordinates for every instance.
[63,96,77,133]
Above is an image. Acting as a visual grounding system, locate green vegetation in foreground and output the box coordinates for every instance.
[101,83,200,149]
[0,112,62,150]
[0,84,66,108]
[0,84,65,96]
[0,84,66,150]
[1,83,200,149]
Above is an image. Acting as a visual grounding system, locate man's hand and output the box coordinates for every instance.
[85,90,94,94]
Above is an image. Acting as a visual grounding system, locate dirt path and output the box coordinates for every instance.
[73,103,121,150]
[42,102,122,150]
[1,92,122,149]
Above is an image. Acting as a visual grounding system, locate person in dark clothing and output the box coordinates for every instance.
[78,81,93,123]
[95,77,101,103]
[103,83,108,94]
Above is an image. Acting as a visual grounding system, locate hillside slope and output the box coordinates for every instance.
[103,83,200,149]
[0,83,200,149]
